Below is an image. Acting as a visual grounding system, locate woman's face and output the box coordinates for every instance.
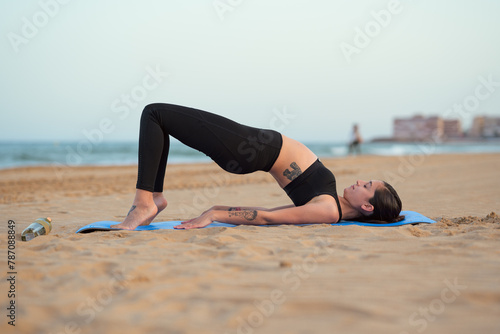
[344,180,385,213]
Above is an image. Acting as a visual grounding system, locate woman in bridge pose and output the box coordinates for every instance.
[111,103,403,230]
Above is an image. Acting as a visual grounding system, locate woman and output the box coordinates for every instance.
[111,103,403,230]
[348,123,363,155]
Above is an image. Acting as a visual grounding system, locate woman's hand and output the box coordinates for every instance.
[174,210,215,230]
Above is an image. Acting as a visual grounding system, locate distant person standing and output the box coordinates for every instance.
[348,124,363,155]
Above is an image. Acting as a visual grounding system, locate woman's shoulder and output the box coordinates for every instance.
[305,195,341,223]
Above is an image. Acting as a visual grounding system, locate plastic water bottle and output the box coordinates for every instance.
[21,217,52,241]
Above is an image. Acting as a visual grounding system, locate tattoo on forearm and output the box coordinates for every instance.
[228,207,242,212]
[283,162,302,181]
[228,209,257,221]
[127,205,137,216]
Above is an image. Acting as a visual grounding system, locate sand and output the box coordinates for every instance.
[0,153,499,334]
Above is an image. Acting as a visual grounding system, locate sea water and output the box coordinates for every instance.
[1,140,499,169]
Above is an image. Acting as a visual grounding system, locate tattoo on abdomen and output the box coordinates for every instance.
[228,210,257,221]
[283,162,302,181]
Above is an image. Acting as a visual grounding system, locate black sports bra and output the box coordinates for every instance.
[283,159,342,222]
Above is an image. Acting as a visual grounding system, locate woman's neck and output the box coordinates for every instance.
[338,196,361,220]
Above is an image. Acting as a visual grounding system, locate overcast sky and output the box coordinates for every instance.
[1,0,499,143]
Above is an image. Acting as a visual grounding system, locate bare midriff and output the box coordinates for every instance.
[269,135,318,189]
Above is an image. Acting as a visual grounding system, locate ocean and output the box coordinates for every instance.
[1,140,499,170]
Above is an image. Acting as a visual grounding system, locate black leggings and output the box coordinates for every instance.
[136,103,283,192]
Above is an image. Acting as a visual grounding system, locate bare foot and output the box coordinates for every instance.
[139,193,168,226]
[111,203,158,230]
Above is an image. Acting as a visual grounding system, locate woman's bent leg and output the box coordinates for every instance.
[111,105,171,230]
[115,103,282,230]
[136,103,283,192]
[136,105,170,192]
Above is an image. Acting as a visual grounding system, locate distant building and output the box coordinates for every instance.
[393,115,463,141]
[484,117,500,137]
[469,117,485,138]
[443,119,463,138]
[469,116,500,138]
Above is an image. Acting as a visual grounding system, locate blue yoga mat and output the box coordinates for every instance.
[76,210,435,233]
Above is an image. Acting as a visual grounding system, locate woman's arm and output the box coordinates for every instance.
[174,199,338,229]
[204,204,295,213]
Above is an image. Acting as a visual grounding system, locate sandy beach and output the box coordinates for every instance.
[1,153,499,334]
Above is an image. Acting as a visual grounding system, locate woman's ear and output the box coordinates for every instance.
[361,203,374,213]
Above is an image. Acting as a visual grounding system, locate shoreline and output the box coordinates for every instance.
[2,141,500,171]
[370,136,500,143]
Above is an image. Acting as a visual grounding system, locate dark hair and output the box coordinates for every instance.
[354,181,405,224]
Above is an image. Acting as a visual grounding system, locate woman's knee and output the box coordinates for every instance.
[142,103,161,115]
[142,103,178,118]
[141,103,168,122]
